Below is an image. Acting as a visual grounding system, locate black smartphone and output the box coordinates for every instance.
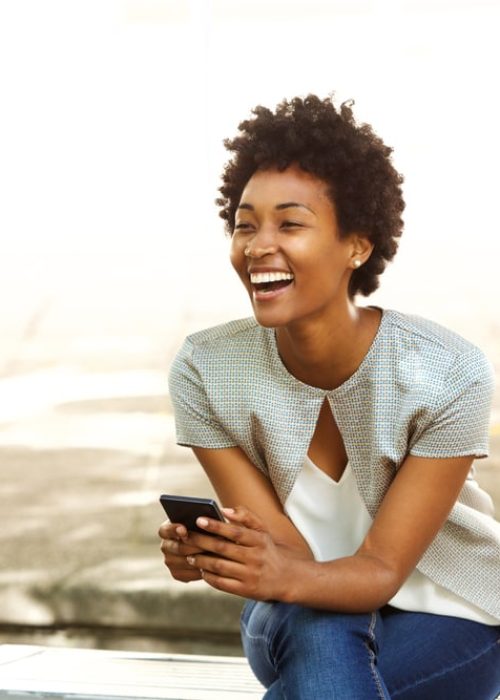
[159,494,225,534]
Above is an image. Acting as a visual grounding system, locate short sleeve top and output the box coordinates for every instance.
[168,309,500,621]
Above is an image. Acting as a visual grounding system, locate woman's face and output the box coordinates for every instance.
[230,164,365,329]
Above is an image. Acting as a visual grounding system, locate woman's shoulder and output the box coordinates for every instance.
[384,309,487,356]
[183,317,262,349]
[382,309,494,384]
[171,317,271,373]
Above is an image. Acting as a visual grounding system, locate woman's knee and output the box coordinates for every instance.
[243,600,378,656]
[241,602,386,696]
[278,605,378,653]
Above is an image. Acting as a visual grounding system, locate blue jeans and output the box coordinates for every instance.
[241,601,500,699]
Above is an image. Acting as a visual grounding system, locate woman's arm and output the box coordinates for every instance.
[192,446,313,556]
[159,445,312,582]
[185,453,474,612]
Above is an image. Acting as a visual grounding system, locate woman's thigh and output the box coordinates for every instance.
[241,601,500,700]
[379,606,500,700]
[241,601,390,698]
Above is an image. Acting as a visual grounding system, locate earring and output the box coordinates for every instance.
[353,259,362,268]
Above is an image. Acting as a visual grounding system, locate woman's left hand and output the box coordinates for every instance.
[183,506,293,602]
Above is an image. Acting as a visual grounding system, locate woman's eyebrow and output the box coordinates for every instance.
[275,201,316,214]
[237,202,316,214]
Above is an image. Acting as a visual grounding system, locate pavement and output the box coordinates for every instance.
[0,294,499,658]
[0,287,248,656]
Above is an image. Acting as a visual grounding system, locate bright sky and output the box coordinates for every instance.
[0,0,499,348]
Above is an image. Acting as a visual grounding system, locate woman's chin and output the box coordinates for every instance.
[252,308,291,329]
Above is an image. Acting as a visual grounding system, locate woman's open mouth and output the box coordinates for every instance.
[250,271,294,299]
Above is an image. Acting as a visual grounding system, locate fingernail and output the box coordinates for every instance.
[222,507,235,515]
[186,555,195,565]
[197,517,208,527]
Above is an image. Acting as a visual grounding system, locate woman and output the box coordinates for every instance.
[159,95,500,698]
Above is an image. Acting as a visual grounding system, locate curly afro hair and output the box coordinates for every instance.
[216,94,405,297]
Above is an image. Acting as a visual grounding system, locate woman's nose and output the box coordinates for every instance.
[244,228,278,258]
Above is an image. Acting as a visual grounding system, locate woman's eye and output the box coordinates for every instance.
[234,222,252,231]
[281,220,301,229]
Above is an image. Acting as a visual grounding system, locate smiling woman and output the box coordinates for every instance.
[159,95,500,699]
[229,165,375,332]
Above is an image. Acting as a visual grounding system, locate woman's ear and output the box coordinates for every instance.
[349,234,374,269]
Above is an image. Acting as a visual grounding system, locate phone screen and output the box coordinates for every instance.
[159,494,225,534]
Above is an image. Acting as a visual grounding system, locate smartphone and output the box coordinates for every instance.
[159,494,225,534]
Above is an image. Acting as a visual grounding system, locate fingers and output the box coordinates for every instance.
[159,520,204,583]
[191,506,267,548]
[187,552,246,587]
[160,538,203,582]
[222,506,266,532]
[180,509,273,570]
[165,559,203,583]
[159,520,203,557]
[158,506,270,587]
[158,520,188,540]
[159,516,207,555]
[162,539,203,557]
[158,505,265,545]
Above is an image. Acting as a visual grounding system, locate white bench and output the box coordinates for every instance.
[3,644,496,699]
[0,644,264,699]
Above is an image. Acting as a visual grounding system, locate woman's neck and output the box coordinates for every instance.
[275,304,382,390]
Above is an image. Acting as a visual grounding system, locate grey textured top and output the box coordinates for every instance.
[169,309,500,621]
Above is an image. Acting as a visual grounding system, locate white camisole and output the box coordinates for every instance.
[284,456,498,625]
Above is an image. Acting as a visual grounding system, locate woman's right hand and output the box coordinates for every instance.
[159,521,204,582]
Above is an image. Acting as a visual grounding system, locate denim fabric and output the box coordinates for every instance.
[241,601,500,699]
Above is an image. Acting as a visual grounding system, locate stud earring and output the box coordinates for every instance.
[353,259,362,268]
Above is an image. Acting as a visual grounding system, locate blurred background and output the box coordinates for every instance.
[0,0,499,656]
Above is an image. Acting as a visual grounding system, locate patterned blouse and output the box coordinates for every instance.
[169,309,500,621]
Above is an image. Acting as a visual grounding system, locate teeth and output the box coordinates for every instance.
[250,271,294,284]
